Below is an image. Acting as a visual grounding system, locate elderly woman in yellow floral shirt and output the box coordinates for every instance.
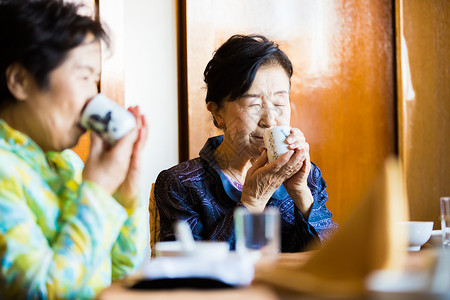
[0,1,148,299]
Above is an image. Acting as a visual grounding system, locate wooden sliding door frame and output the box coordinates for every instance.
[177,0,190,163]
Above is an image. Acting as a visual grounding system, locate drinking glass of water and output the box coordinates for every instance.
[440,196,450,248]
[234,207,280,262]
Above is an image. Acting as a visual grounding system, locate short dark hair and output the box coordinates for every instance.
[204,34,293,109]
[0,0,109,107]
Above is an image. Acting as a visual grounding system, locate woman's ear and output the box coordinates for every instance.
[206,101,225,129]
[5,63,32,101]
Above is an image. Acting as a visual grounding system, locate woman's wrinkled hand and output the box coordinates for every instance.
[241,148,301,213]
[113,106,148,208]
[283,128,310,189]
[241,127,313,216]
[282,128,314,217]
[82,106,148,210]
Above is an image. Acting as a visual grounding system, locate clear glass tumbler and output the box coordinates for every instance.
[440,196,450,249]
[234,207,280,262]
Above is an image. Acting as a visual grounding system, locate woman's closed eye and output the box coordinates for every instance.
[78,72,89,81]
[241,95,262,108]
[248,101,263,112]
[273,92,289,106]
[78,72,94,82]
[75,65,100,84]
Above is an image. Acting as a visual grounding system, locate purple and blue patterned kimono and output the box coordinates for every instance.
[155,135,337,252]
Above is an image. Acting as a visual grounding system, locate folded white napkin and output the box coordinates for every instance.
[141,253,255,286]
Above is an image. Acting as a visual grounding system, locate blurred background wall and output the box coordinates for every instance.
[397,0,450,227]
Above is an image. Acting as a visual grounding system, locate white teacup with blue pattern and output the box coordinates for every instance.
[80,93,136,145]
[263,126,291,163]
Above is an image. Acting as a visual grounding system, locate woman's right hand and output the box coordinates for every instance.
[82,121,139,199]
[241,148,304,213]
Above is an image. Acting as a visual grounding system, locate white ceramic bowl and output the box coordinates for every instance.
[154,241,229,260]
[400,221,433,251]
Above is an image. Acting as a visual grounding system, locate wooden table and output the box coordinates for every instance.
[97,283,279,300]
[97,249,441,300]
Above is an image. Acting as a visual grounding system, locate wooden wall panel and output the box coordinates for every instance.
[182,0,396,224]
[397,0,450,227]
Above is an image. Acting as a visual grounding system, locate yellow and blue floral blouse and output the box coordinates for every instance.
[0,120,146,299]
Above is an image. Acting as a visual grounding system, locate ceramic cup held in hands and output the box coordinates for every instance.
[80,93,136,145]
[263,126,292,163]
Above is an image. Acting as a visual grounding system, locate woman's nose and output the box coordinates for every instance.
[258,106,277,128]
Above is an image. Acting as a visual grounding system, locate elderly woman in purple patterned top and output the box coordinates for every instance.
[155,34,337,252]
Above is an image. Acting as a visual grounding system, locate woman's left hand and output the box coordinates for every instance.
[113,106,148,209]
[282,128,314,217]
